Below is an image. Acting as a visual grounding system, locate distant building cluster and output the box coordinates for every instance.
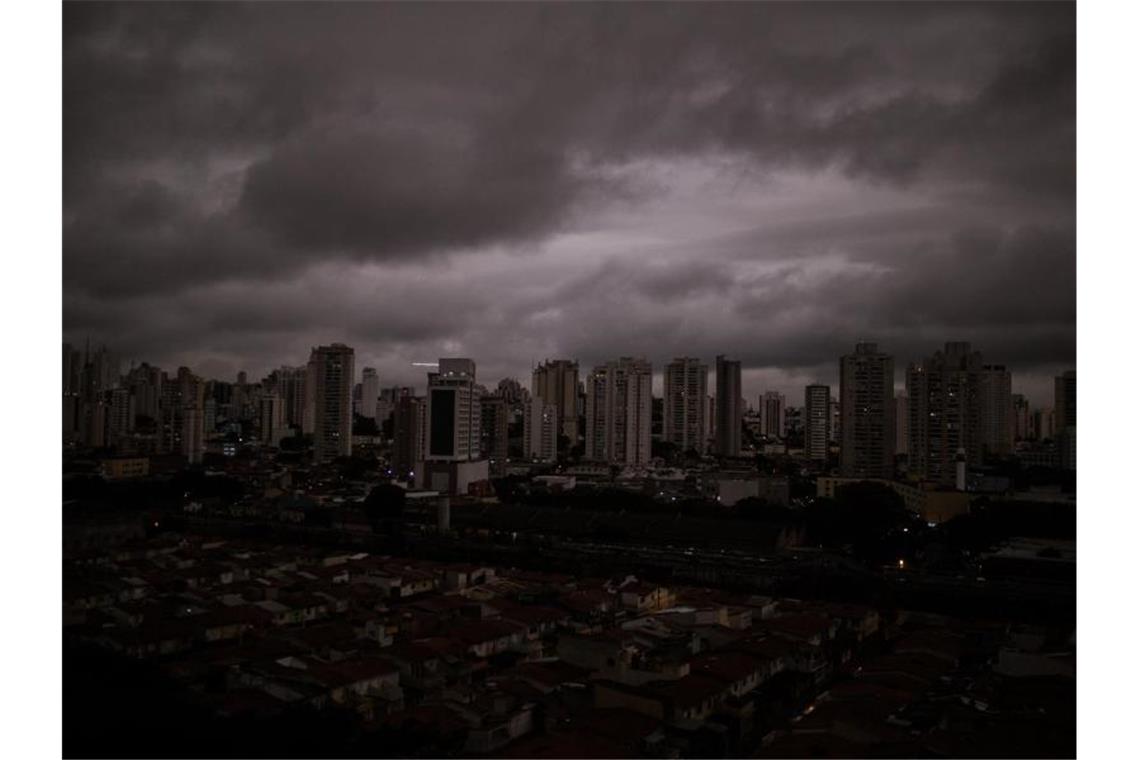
[64,339,1075,503]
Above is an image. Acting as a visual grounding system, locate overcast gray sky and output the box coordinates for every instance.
[63,1,1074,407]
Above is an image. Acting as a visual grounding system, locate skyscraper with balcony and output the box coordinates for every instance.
[714,355,742,457]
[584,368,609,461]
[310,343,354,463]
[663,357,708,455]
[584,358,653,466]
[839,342,895,478]
[906,342,989,486]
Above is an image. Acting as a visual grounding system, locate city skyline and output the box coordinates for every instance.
[63,337,1071,415]
[63,2,1074,407]
[53,3,1086,757]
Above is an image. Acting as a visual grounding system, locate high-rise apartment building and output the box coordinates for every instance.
[584,358,653,466]
[1054,370,1076,471]
[204,398,217,437]
[829,397,840,445]
[895,391,909,456]
[107,387,135,444]
[158,371,180,453]
[839,342,895,479]
[63,394,81,441]
[480,396,510,476]
[1012,394,1032,441]
[81,345,120,396]
[422,359,488,493]
[784,406,803,439]
[381,386,415,405]
[232,371,251,422]
[804,384,831,462]
[978,365,1013,455]
[1034,407,1055,441]
[270,366,307,430]
[361,367,380,423]
[375,385,412,434]
[74,346,112,448]
[523,396,558,462]
[179,369,206,464]
[72,345,120,443]
[761,392,785,439]
[584,368,608,461]
[425,359,481,461]
[63,344,83,445]
[302,360,317,435]
[181,406,204,462]
[906,342,995,487]
[309,344,354,463]
[83,398,107,449]
[663,357,708,455]
[532,359,580,452]
[260,394,286,447]
[392,393,426,479]
[496,378,525,407]
[714,355,742,457]
[63,343,81,395]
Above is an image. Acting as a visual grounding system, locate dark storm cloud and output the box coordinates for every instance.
[63,1,1075,404]
[536,221,1072,374]
[238,124,592,256]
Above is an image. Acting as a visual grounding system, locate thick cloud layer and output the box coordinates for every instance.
[63,2,1075,405]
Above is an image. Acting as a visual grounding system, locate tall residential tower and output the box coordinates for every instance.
[804,384,831,462]
[663,357,708,455]
[906,342,992,486]
[584,358,653,466]
[714,355,742,457]
[839,342,895,479]
[531,359,580,453]
[310,344,355,463]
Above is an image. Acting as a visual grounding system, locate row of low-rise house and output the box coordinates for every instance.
[64,534,1071,758]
